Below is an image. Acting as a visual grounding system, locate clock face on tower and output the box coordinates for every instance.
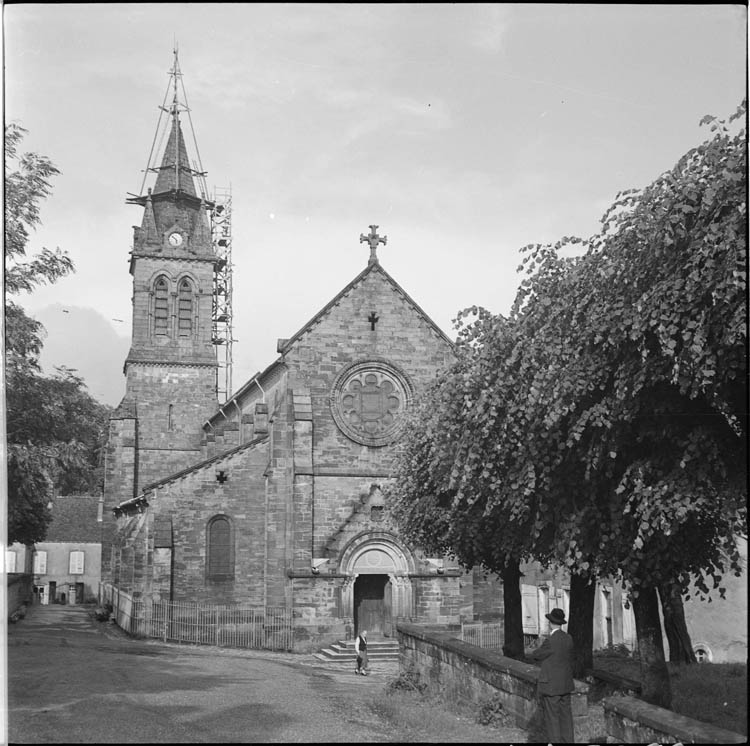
[168,232,183,247]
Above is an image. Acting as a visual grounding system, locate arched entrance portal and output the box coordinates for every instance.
[340,533,415,638]
[354,574,391,638]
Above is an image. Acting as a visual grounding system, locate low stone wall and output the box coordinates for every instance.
[397,622,590,741]
[603,695,746,744]
[7,574,33,618]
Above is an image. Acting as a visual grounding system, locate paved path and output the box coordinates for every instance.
[7,604,400,743]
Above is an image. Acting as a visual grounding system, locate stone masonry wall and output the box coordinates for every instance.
[603,695,746,744]
[412,576,464,625]
[125,362,217,490]
[398,623,590,741]
[283,267,454,477]
[291,576,350,652]
[102,415,137,582]
[136,438,270,604]
[128,255,216,364]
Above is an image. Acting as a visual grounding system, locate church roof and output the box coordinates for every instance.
[115,434,269,512]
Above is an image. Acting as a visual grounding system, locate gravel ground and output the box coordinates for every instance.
[8,604,529,743]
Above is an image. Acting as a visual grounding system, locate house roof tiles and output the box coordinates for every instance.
[45,496,102,543]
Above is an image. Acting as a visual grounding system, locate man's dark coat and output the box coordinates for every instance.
[531,628,574,695]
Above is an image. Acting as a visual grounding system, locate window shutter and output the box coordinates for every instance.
[521,584,539,634]
[69,551,85,574]
[33,551,47,575]
[178,280,193,336]
[154,278,169,334]
[5,551,17,573]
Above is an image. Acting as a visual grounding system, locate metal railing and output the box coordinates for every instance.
[460,621,504,649]
[99,583,293,651]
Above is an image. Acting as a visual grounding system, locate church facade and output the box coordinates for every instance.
[101,75,502,650]
[101,60,746,662]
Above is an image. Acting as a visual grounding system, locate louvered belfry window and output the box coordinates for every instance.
[154,277,169,334]
[208,516,232,579]
[178,279,193,336]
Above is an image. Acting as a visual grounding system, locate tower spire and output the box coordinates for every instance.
[131,47,208,201]
[151,46,196,196]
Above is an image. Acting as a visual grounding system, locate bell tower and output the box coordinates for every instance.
[111,49,220,497]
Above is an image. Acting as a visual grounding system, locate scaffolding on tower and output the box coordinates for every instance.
[211,187,234,402]
[131,47,211,201]
[126,47,234,403]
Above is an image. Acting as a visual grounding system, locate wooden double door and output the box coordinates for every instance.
[354,574,392,637]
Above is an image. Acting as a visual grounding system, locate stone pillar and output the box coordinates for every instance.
[102,409,138,585]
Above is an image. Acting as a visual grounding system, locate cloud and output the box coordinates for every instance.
[473,6,511,54]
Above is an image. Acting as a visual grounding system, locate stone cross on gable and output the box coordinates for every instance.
[360,224,387,266]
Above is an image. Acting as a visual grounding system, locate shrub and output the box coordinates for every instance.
[594,643,635,659]
[476,693,512,727]
[93,603,112,622]
[386,667,427,695]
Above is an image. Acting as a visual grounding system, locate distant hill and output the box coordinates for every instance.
[33,305,129,407]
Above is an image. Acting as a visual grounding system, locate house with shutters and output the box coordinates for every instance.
[6,495,103,606]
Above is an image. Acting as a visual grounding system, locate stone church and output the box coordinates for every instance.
[101,70,502,650]
[101,60,746,662]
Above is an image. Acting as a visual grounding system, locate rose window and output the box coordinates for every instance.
[330,360,413,446]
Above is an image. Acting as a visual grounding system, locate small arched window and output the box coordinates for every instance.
[178,279,193,337]
[154,277,169,335]
[207,515,233,580]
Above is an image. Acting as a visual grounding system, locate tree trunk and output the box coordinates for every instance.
[632,585,672,707]
[658,581,697,664]
[568,571,596,679]
[501,559,525,660]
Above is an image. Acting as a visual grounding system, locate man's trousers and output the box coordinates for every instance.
[540,692,574,742]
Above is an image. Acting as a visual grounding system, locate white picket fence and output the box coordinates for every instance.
[99,583,293,651]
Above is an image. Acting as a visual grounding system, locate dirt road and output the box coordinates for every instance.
[7,603,400,743]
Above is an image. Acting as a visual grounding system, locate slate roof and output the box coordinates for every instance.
[44,496,102,543]
[153,115,197,197]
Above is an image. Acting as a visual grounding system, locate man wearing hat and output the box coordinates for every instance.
[530,607,575,742]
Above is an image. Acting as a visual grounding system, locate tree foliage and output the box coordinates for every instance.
[387,103,746,704]
[4,124,110,545]
[4,124,73,294]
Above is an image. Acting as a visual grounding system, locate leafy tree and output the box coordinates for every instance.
[514,101,747,704]
[389,307,552,659]
[5,124,73,294]
[4,124,110,544]
[388,102,746,707]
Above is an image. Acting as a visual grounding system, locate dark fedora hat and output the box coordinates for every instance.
[545,608,567,625]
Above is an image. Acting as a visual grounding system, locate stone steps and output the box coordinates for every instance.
[314,639,399,663]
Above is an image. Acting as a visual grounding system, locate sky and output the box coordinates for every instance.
[4,3,747,406]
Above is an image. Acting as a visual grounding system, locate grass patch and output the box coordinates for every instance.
[669,662,747,735]
[592,651,747,736]
[372,669,527,742]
